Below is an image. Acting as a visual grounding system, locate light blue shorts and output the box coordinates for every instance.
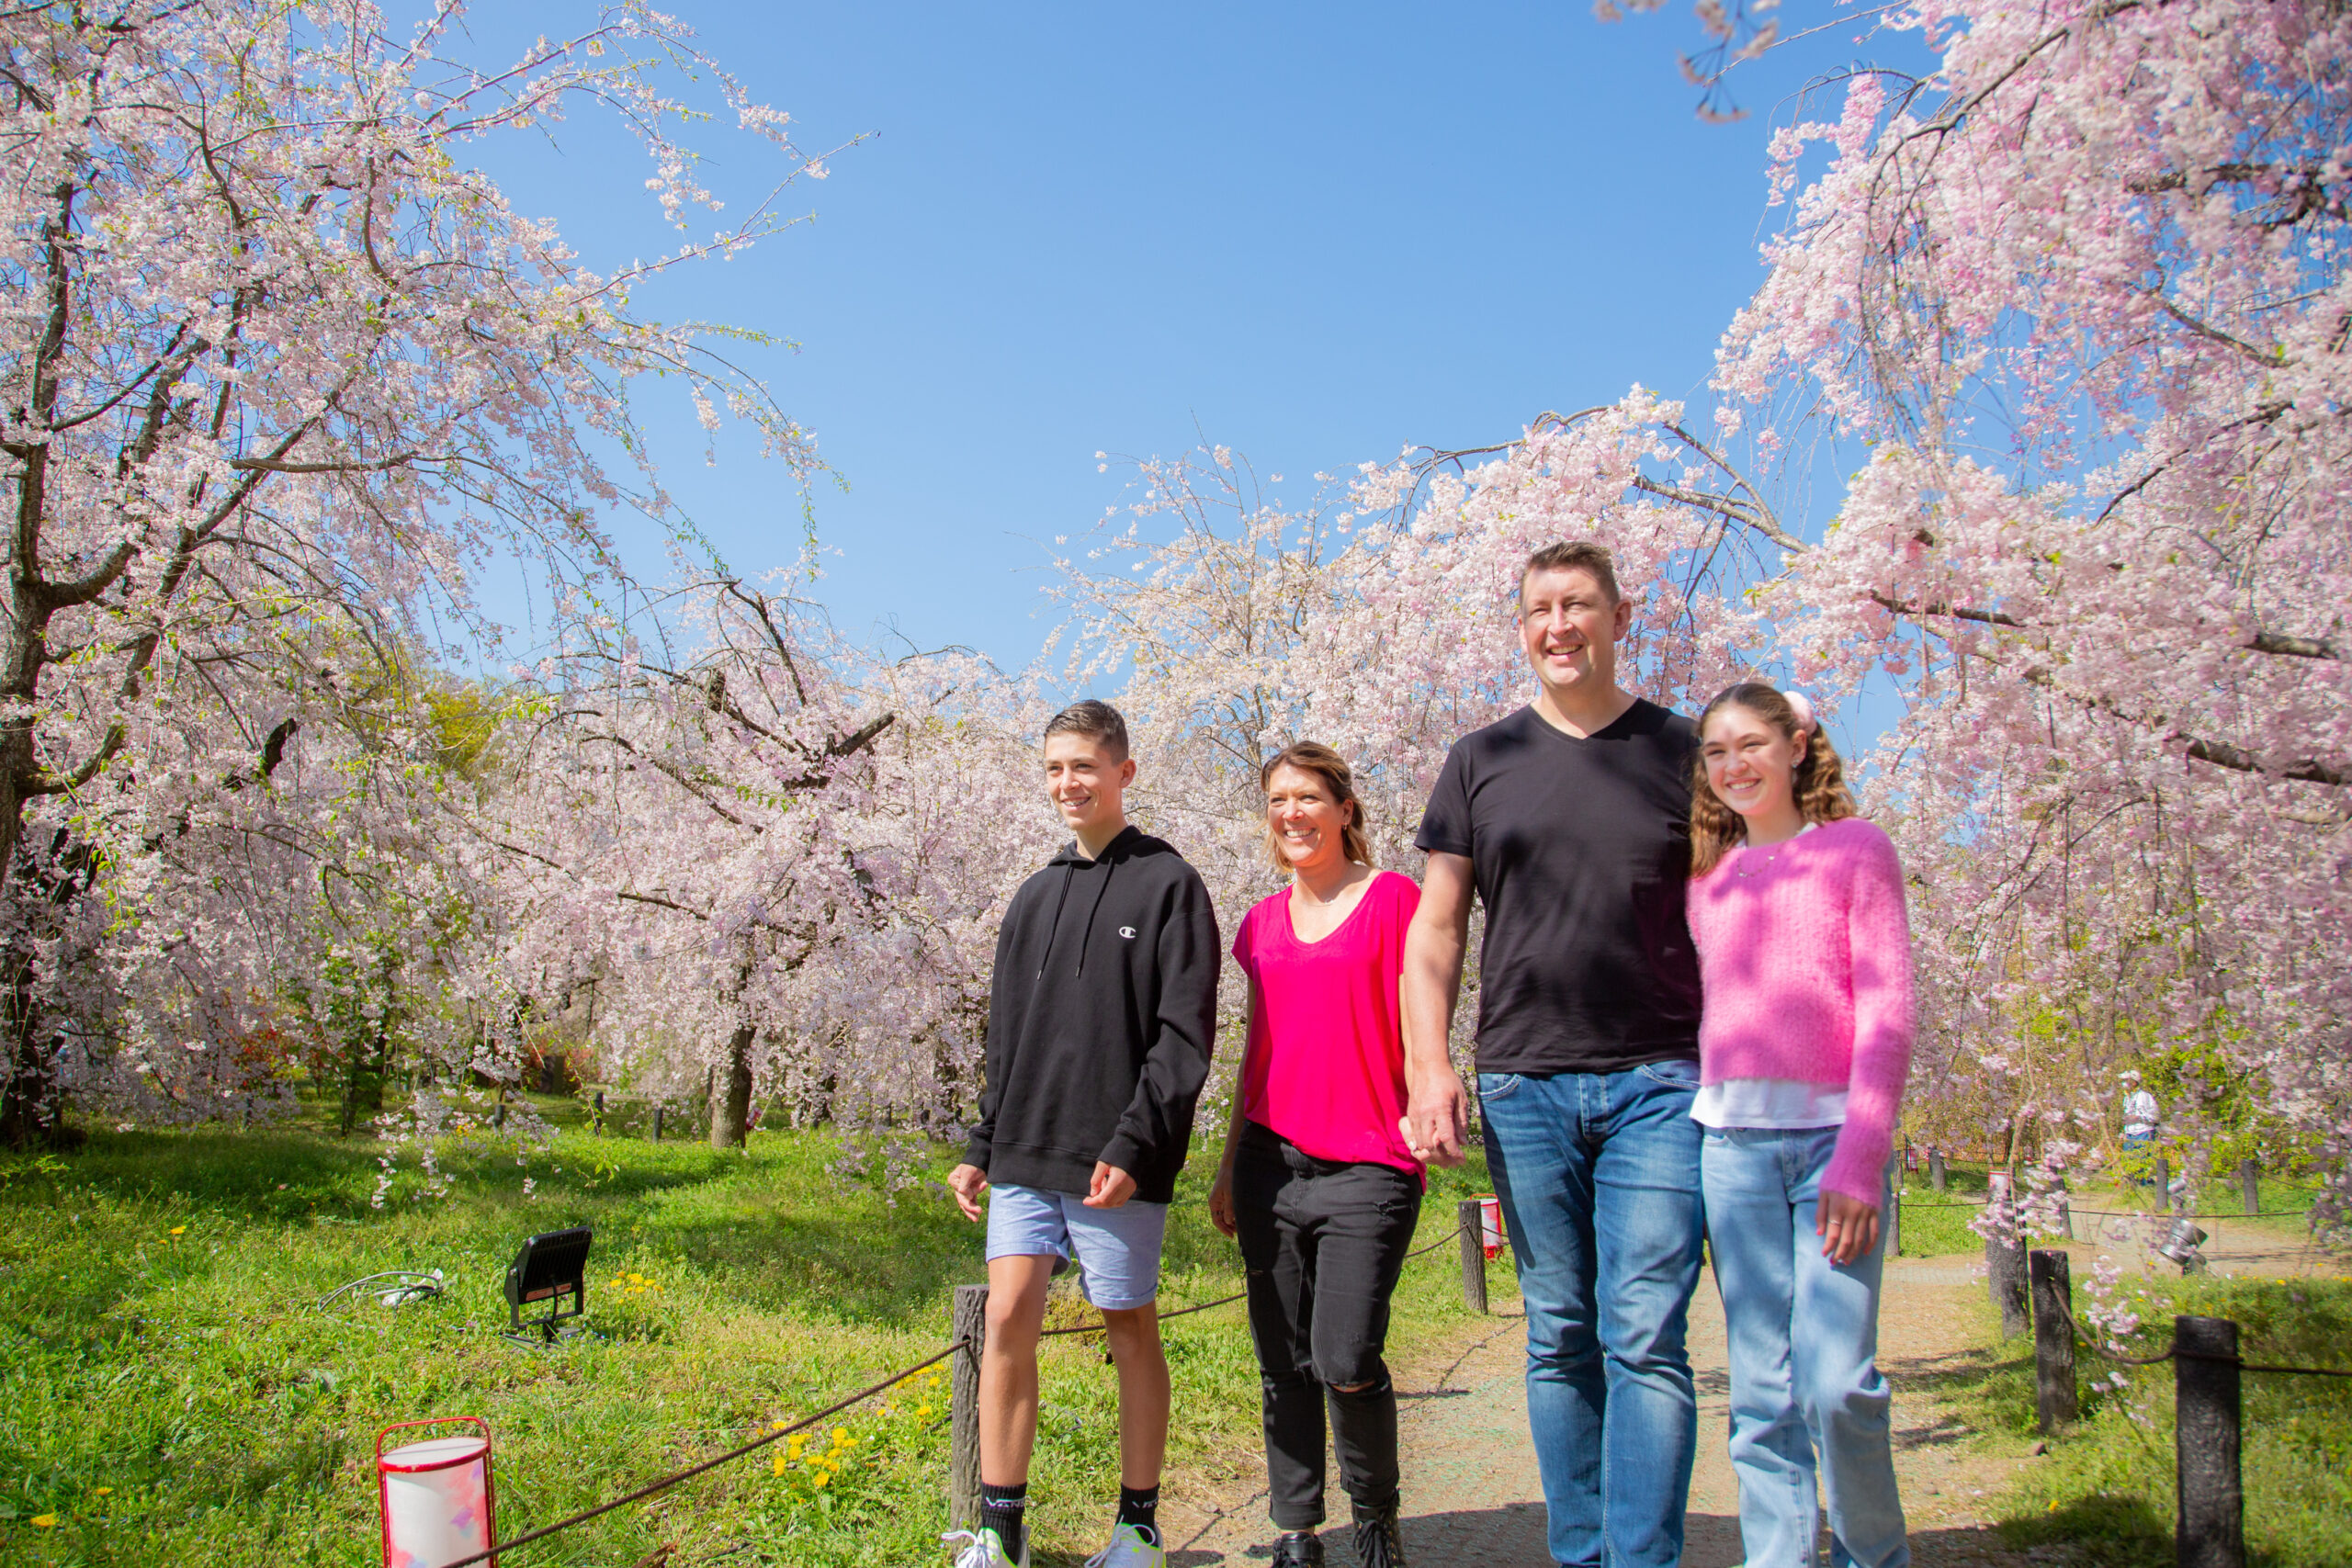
[984,1182,1167,1310]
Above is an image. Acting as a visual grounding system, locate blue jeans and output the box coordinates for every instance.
[1702,1127,1908,1568]
[1479,1062,1706,1568]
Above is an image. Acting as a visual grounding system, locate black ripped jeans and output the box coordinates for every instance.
[1234,1121,1421,1529]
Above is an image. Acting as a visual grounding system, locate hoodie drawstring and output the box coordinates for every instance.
[1073,857,1115,977]
[1036,862,1078,981]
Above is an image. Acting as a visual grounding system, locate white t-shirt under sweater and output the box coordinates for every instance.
[1689,826,1851,1131]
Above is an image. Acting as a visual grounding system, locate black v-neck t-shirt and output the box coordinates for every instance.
[1414,700,1702,1075]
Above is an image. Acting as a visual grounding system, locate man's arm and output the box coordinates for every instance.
[1401,850,1474,1167]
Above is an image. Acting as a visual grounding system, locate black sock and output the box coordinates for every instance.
[1117,1484,1160,1545]
[980,1481,1027,1561]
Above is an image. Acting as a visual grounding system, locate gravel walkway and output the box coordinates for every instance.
[1155,1203,2334,1565]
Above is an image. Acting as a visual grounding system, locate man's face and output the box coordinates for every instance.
[1042,731,1135,837]
[1518,566,1630,694]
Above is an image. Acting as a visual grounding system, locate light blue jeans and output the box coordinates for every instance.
[1479,1062,1707,1568]
[1702,1126,1909,1568]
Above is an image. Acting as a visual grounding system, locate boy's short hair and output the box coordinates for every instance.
[1519,540,1622,607]
[1043,699,1130,762]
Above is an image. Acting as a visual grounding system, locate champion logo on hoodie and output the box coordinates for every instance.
[1119,926,1137,939]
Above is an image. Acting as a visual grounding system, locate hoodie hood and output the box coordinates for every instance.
[1036,825,1142,978]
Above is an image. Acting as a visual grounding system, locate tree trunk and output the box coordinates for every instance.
[710,1023,755,1148]
[0,942,56,1148]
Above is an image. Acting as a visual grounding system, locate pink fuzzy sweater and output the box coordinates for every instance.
[1686,817,1915,1205]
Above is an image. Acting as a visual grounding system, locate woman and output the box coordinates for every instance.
[1686,682,1912,1568]
[1209,742,1422,1568]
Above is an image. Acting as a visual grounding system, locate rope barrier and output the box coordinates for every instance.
[1037,1215,1471,1340]
[437,1339,968,1568]
[427,1219,1499,1561]
[2048,1295,2352,1378]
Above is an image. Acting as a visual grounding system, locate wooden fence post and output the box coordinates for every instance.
[650,1105,664,1143]
[1929,1149,1947,1192]
[2238,1159,2259,1217]
[2029,1250,2077,1432]
[1457,1200,1487,1314]
[1986,1173,2028,1338]
[2175,1315,2245,1568]
[1887,1179,1902,1259]
[950,1284,989,1528]
[2056,1180,2075,1240]
[2154,1155,2172,1209]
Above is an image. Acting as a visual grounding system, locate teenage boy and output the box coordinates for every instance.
[945,700,1221,1568]
[1401,542,1707,1568]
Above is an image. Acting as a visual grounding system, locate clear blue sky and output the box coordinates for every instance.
[460,2,1900,671]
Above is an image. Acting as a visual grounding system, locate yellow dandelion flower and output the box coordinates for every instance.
[813,1472,831,1489]
[31,1515,58,1528]
[92,1488,112,1497]
[772,1455,787,1477]
[628,1271,646,1283]
[831,1427,848,1444]
[772,1419,788,1431]
[169,1225,187,1236]
[916,1404,933,1418]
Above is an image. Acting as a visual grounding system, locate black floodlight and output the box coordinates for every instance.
[2156,1217,2208,1274]
[503,1226,593,1344]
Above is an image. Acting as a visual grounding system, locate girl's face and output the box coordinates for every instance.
[1700,703,1808,821]
[1265,764,1352,874]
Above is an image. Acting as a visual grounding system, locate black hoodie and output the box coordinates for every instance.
[962,825,1220,1204]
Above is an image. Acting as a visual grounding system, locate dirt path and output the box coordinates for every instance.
[1159,1208,2336,1567]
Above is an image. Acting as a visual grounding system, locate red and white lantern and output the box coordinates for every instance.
[1476,1194,1505,1260]
[378,1416,497,1568]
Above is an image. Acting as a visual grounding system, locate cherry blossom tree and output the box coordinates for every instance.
[1709,0,2352,1223]
[0,0,831,1143]
[481,577,1054,1155]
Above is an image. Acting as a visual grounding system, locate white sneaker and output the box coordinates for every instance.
[1084,1522,1167,1568]
[941,1527,1028,1568]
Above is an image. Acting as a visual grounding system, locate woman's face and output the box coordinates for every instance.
[1700,703,1808,822]
[1265,763,1351,874]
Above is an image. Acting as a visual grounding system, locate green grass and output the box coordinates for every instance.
[0,1109,1502,1567]
[1926,1273,2352,1567]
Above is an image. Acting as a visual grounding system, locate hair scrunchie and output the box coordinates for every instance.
[1783,689,1815,733]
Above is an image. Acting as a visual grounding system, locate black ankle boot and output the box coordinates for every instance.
[1270,1529,1323,1566]
[1351,1504,1405,1568]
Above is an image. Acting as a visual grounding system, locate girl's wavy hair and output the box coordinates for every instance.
[1259,741,1374,873]
[1689,682,1859,877]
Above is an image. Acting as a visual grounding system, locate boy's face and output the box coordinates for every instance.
[1042,731,1135,839]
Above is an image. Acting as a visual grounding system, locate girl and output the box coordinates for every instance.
[1210,743,1422,1568]
[1686,682,1912,1568]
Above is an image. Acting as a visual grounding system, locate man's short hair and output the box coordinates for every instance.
[1043,699,1130,761]
[1519,540,1622,607]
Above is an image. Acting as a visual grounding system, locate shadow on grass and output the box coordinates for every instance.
[1996,1491,2171,1565]
[12,1124,389,1221]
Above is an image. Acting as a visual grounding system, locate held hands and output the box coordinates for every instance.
[1400,1068,1470,1168]
[1817,1190,1880,1265]
[1083,1161,1137,1209]
[946,1162,989,1222]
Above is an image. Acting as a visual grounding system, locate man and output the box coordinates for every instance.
[1402,542,1707,1568]
[945,700,1221,1568]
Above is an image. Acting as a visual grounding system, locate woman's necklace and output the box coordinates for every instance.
[1734,829,1807,878]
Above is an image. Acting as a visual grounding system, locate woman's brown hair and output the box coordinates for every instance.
[1688,682,1859,877]
[1259,742,1374,873]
